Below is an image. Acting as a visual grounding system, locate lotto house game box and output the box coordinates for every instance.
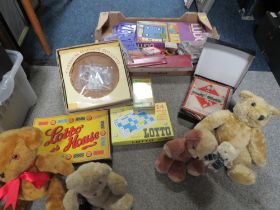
[33,110,111,163]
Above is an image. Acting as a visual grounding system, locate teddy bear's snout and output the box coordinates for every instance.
[258,115,265,121]
[0,172,5,178]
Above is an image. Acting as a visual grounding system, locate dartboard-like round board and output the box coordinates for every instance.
[70,52,120,98]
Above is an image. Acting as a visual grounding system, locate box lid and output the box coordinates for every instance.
[194,38,255,89]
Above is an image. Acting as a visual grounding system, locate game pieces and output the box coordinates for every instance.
[56,41,132,112]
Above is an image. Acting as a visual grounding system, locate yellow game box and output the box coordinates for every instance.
[110,102,174,145]
[33,110,111,163]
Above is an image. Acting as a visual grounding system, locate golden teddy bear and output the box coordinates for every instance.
[63,162,134,210]
[0,127,74,210]
[195,90,279,185]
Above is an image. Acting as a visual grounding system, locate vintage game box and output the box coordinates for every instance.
[128,55,193,76]
[56,40,132,112]
[179,39,255,122]
[137,21,169,43]
[137,21,205,44]
[33,110,111,163]
[167,22,206,43]
[181,76,232,120]
[110,102,174,145]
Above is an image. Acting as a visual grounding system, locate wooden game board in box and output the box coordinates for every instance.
[33,110,111,163]
[110,102,174,145]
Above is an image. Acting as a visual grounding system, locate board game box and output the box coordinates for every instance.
[56,41,132,112]
[179,39,255,122]
[167,22,206,42]
[33,110,111,163]
[128,55,193,76]
[137,21,169,43]
[181,76,232,120]
[110,102,174,145]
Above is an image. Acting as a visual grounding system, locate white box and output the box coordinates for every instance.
[0,50,37,131]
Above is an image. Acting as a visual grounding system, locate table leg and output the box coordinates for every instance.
[21,0,51,55]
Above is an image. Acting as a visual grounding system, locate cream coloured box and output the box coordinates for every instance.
[57,41,132,112]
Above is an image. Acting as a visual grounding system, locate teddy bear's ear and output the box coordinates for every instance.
[239,90,255,100]
[18,127,42,150]
[270,105,280,117]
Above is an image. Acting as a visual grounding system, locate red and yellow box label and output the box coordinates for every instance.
[33,110,111,163]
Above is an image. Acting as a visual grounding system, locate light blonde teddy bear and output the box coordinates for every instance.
[195,90,279,185]
[63,162,133,210]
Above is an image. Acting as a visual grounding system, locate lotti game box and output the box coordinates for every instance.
[110,102,174,145]
[33,110,111,163]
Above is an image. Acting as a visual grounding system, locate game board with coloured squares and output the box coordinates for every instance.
[110,102,174,145]
[113,111,156,137]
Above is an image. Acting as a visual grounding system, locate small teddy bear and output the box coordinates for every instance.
[204,142,239,172]
[63,162,133,210]
[155,129,218,182]
[0,127,74,210]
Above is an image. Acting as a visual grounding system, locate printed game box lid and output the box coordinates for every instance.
[33,110,111,163]
[110,102,174,145]
[137,21,169,43]
[181,76,233,120]
[194,38,255,90]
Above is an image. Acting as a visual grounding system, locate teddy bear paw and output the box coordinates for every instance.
[108,193,134,210]
[227,164,257,185]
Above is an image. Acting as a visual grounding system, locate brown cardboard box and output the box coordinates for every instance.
[94,12,219,76]
[95,11,219,42]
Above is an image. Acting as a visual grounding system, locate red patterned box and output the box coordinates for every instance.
[181,76,232,120]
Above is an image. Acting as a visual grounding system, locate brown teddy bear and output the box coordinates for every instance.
[0,127,74,210]
[195,90,279,185]
[63,162,133,210]
[155,129,218,182]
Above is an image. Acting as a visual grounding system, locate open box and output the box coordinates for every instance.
[94,12,219,76]
[95,11,219,41]
[179,38,255,123]
[56,40,132,113]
